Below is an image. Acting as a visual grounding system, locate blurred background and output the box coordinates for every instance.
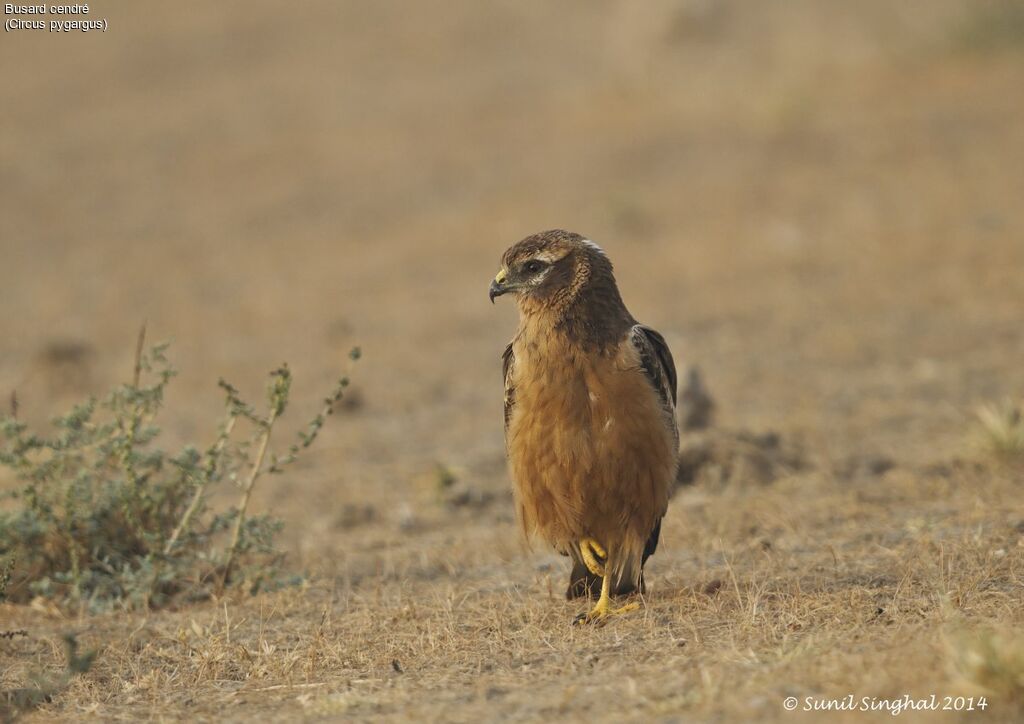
[2,0,1023,559]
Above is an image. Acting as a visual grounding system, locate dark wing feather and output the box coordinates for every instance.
[629,325,679,565]
[502,342,515,433]
[642,518,662,565]
[630,325,678,413]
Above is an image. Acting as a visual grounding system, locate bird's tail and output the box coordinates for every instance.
[566,558,602,599]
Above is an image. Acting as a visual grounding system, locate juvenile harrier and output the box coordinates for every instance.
[490,230,678,624]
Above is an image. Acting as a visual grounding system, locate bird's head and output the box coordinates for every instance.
[489,230,614,314]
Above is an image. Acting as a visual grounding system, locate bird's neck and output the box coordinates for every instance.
[517,281,634,355]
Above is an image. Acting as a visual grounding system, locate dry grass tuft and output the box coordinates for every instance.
[972,400,1024,461]
[946,622,1024,713]
[1,634,94,721]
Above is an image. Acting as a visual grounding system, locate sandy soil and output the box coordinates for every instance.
[2,1,1024,721]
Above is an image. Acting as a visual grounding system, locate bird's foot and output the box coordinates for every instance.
[572,597,640,626]
[579,538,607,577]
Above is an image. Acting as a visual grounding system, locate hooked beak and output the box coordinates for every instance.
[489,268,509,303]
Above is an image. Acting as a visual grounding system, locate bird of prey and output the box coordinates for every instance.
[489,230,679,624]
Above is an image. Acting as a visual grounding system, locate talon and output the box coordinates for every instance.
[573,611,603,626]
[572,599,639,626]
[571,550,641,626]
[579,538,607,577]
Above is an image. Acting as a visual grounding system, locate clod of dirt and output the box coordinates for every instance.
[678,366,715,431]
[433,463,498,510]
[443,487,496,510]
[675,429,806,488]
[833,453,896,481]
[702,579,723,597]
[39,339,93,366]
[919,458,987,479]
[333,503,377,530]
[35,339,95,394]
[338,387,365,412]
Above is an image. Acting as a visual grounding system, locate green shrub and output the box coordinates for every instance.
[0,331,359,611]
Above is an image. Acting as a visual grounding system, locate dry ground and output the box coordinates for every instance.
[2,1,1024,721]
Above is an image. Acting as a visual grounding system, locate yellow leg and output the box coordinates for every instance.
[572,552,640,626]
[579,538,607,577]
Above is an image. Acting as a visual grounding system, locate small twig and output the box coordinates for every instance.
[269,348,360,473]
[236,682,326,694]
[9,390,17,420]
[221,367,290,588]
[719,539,743,609]
[120,324,149,493]
[132,322,147,389]
[220,417,276,588]
[268,388,341,473]
[117,326,151,555]
[165,412,238,556]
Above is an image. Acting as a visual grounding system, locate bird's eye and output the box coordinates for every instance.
[523,260,547,274]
